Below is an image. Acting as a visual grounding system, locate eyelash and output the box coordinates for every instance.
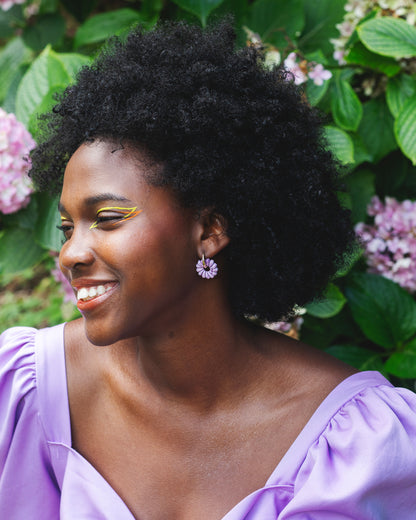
[56,225,73,244]
[56,215,122,242]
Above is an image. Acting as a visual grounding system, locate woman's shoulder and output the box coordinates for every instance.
[0,326,38,386]
[0,323,66,406]
[279,372,416,517]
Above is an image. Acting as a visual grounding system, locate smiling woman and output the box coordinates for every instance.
[1,20,416,520]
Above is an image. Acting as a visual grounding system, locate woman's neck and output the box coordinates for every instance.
[101,299,262,412]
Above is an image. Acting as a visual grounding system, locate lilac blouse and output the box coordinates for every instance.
[1,324,416,519]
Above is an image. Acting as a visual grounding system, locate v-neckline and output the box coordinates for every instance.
[35,323,392,520]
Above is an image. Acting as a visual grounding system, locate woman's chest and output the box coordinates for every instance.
[69,401,299,520]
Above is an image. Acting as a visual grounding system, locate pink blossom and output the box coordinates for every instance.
[355,196,416,293]
[0,0,25,10]
[308,64,332,86]
[264,316,304,337]
[283,53,307,85]
[0,108,35,214]
[51,255,77,304]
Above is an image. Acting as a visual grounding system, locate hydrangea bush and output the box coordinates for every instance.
[332,0,416,65]
[1,0,416,387]
[356,197,416,293]
[0,108,35,214]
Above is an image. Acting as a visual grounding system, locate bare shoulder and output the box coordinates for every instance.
[250,324,358,415]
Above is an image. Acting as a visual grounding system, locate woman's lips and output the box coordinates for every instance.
[73,282,118,312]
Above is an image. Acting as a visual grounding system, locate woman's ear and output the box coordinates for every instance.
[196,210,230,258]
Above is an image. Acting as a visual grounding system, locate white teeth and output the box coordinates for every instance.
[78,288,89,300]
[77,284,113,301]
[88,287,97,298]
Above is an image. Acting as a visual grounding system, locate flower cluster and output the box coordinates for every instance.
[355,196,416,293]
[332,0,416,64]
[0,0,25,11]
[243,28,332,87]
[263,316,304,340]
[51,255,77,304]
[0,108,35,214]
[282,52,332,86]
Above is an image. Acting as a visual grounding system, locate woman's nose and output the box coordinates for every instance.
[59,227,95,272]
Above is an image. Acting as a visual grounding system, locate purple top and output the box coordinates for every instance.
[1,324,416,519]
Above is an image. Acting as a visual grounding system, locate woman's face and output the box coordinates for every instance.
[59,140,201,345]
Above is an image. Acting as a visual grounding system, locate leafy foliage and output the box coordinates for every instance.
[1,0,416,389]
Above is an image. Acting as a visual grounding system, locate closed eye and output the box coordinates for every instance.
[56,224,73,243]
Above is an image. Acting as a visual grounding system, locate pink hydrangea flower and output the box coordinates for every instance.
[51,255,77,304]
[283,53,332,87]
[0,108,35,214]
[308,64,332,86]
[0,0,25,10]
[283,52,307,85]
[355,196,416,293]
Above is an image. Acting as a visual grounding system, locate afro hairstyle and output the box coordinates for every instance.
[30,19,356,322]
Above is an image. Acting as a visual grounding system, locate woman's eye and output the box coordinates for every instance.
[91,214,123,229]
[56,224,73,242]
[96,215,122,224]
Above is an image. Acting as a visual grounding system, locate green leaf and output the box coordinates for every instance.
[34,193,62,252]
[15,46,71,126]
[59,0,97,22]
[300,0,346,55]
[74,8,146,49]
[344,168,375,223]
[28,84,66,137]
[0,37,32,104]
[0,228,44,274]
[334,244,363,279]
[306,77,330,106]
[2,64,29,114]
[39,0,59,14]
[357,17,416,58]
[330,77,363,131]
[0,4,24,39]
[350,133,372,166]
[248,0,305,49]
[326,344,383,371]
[22,13,66,52]
[1,196,38,231]
[345,273,416,349]
[345,41,401,77]
[56,53,92,80]
[387,74,416,118]
[394,96,416,165]
[170,0,225,26]
[306,283,346,318]
[357,98,397,163]
[323,125,354,165]
[384,337,416,378]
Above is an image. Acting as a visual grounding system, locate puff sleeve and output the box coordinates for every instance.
[283,384,416,519]
[0,327,60,519]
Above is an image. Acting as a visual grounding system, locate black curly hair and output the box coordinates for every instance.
[30,19,356,322]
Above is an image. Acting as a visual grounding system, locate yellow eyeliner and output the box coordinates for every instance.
[89,206,143,229]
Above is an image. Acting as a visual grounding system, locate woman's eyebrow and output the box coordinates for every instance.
[58,193,131,213]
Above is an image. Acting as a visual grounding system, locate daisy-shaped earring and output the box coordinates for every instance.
[196,254,218,279]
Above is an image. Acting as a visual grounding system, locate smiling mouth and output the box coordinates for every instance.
[76,282,116,302]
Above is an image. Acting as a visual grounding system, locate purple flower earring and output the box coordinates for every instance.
[196,254,218,279]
